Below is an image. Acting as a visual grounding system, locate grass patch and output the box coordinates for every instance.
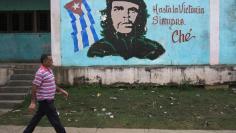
[0,85,236,129]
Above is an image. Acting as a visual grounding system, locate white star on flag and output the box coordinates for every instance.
[72,2,80,10]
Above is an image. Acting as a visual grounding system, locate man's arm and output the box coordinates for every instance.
[28,84,38,112]
[56,86,69,99]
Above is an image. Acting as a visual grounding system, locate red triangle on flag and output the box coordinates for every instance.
[64,0,83,15]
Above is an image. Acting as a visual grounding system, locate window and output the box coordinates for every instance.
[0,13,7,32]
[0,10,50,33]
[24,12,34,32]
[12,13,20,31]
[37,11,50,32]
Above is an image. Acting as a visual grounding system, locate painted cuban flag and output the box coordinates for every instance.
[65,0,99,52]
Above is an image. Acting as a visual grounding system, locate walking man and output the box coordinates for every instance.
[23,54,68,133]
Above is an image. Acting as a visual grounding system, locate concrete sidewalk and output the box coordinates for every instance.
[0,126,236,133]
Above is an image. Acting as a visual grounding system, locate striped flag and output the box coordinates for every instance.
[65,0,99,52]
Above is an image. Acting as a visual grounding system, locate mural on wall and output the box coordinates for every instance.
[220,0,236,64]
[64,0,99,52]
[87,0,165,60]
[61,0,209,66]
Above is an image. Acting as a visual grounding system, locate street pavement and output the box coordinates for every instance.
[0,126,236,133]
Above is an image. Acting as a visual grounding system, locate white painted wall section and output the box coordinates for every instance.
[51,0,62,66]
[55,66,236,85]
[210,0,220,65]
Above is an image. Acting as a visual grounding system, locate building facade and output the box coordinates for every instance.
[0,0,236,85]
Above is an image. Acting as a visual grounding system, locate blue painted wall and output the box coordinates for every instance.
[61,0,210,66]
[0,0,50,62]
[0,34,50,62]
[220,0,236,64]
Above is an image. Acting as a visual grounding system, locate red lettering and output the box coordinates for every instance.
[172,28,196,44]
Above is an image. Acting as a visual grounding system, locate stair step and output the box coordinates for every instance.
[0,86,31,93]
[0,109,12,115]
[10,74,34,80]
[0,64,38,111]
[14,69,37,74]
[14,69,36,74]
[0,93,27,100]
[7,80,32,86]
[0,100,24,109]
[14,64,39,69]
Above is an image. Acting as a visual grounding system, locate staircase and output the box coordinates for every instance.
[0,64,39,114]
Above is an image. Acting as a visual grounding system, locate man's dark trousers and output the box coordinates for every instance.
[23,100,66,133]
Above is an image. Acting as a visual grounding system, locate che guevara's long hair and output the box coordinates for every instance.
[100,0,149,38]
